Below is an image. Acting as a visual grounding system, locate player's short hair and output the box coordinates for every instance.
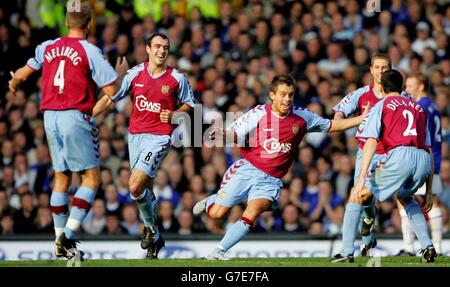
[269,74,296,94]
[371,53,392,69]
[381,70,403,94]
[66,0,92,30]
[407,73,429,92]
[146,32,170,49]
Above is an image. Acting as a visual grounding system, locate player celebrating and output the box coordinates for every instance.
[396,74,443,256]
[93,32,195,259]
[193,74,367,260]
[333,54,402,255]
[8,0,125,260]
[332,70,437,263]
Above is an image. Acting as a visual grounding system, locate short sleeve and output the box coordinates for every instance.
[293,108,331,132]
[111,64,143,102]
[26,39,57,70]
[176,75,195,107]
[81,41,118,88]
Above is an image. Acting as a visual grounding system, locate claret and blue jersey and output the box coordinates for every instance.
[111,62,195,136]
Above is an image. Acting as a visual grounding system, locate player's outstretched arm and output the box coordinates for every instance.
[93,57,130,117]
[328,104,369,132]
[8,66,35,93]
[333,111,345,120]
[92,94,114,117]
[92,81,119,117]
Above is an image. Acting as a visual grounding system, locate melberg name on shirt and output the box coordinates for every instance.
[45,46,82,65]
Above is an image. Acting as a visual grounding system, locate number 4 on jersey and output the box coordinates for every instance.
[54,60,65,94]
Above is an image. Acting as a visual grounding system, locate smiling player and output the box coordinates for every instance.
[193,74,368,260]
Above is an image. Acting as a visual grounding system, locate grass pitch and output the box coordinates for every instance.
[0,256,449,267]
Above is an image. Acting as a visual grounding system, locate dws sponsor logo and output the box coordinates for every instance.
[135,95,161,112]
[263,138,291,154]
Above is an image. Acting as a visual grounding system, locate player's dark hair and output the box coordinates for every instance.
[381,70,403,94]
[146,32,170,49]
[66,0,92,30]
[269,74,296,94]
[407,73,429,92]
[371,53,392,69]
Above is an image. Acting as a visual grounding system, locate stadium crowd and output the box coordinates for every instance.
[0,0,449,239]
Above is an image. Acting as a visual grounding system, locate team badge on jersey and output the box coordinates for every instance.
[219,191,227,199]
[161,85,170,94]
[292,125,299,135]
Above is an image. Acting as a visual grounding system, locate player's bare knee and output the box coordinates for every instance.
[81,171,100,190]
[53,171,72,191]
[53,179,70,191]
[78,167,100,189]
[208,211,222,220]
[128,178,145,198]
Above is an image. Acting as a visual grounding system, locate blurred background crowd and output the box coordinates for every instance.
[0,0,449,239]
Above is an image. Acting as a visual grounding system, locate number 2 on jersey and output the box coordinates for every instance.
[53,60,65,94]
[402,110,417,136]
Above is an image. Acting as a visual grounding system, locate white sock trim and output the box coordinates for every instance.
[427,206,442,219]
[130,189,147,201]
[400,215,415,253]
[429,216,442,254]
[54,227,64,239]
[66,218,81,232]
